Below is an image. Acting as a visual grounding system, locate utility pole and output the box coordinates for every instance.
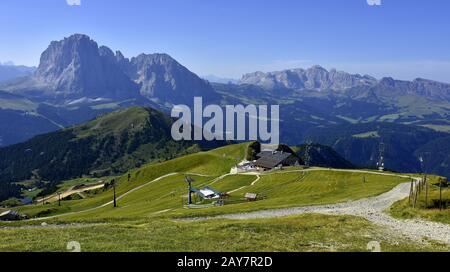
[112,179,117,208]
[425,175,428,208]
[185,176,194,206]
[113,185,117,208]
[377,142,385,171]
[304,141,312,167]
[440,179,443,211]
[413,181,419,209]
[409,178,414,205]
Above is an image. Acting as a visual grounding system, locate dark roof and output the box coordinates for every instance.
[257,151,292,160]
[21,197,33,205]
[257,151,276,157]
[254,151,293,169]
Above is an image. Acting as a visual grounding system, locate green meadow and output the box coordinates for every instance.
[0,143,447,252]
[390,175,450,224]
[1,214,446,252]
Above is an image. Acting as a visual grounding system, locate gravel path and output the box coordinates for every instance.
[207,181,450,245]
[36,183,105,204]
[227,175,261,194]
[8,168,450,245]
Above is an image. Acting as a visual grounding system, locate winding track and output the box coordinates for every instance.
[28,173,179,221]
[10,168,450,245]
[27,171,213,221]
[202,171,450,245]
[227,175,261,194]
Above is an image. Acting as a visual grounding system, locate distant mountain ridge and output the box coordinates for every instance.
[0,33,449,181]
[239,65,378,91]
[0,63,35,83]
[239,65,450,101]
[202,75,238,84]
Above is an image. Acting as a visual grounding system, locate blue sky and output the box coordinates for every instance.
[1,0,450,82]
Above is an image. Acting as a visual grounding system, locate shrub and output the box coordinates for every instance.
[246,141,261,161]
[0,197,23,207]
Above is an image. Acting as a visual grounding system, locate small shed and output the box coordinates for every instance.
[245,193,258,201]
[20,197,33,205]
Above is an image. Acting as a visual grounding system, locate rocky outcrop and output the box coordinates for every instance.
[4,34,217,105]
[31,34,139,100]
[119,53,218,105]
[239,65,377,91]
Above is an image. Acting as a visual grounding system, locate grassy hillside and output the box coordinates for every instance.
[390,176,450,224]
[1,142,447,252]
[12,142,411,221]
[0,106,221,201]
[0,214,445,252]
[15,143,247,219]
[17,169,409,221]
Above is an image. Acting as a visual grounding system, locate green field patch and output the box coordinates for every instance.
[0,214,445,252]
[420,124,450,133]
[212,175,256,193]
[16,143,248,219]
[169,170,409,218]
[352,131,380,138]
[390,176,450,225]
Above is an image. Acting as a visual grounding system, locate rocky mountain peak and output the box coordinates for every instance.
[115,50,127,63]
[127,53,217,105]
[36,34,98,81]
[31,34,139,101]
[239,66,378,92]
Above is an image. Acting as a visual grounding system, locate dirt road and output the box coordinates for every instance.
[210,181,450,245]
[36,183,105,204]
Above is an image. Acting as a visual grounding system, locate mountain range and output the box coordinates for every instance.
[0,106,352,202]
[0,33,450,180]
[239,66,378,92]
[0,63,35,83]
[202,75,238,84]
[239,66,450,101]
[2,34,216,106]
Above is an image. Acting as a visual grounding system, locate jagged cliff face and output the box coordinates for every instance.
[117,53,217,105]
[373,77,450,101]
[5,34,217,105]
[239,66,378,91]
[239,65,450,102]
[6,34,450,104]
[33,34,139,100]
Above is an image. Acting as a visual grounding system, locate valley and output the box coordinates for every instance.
[1,34,450,180]
[0,33,449,253]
